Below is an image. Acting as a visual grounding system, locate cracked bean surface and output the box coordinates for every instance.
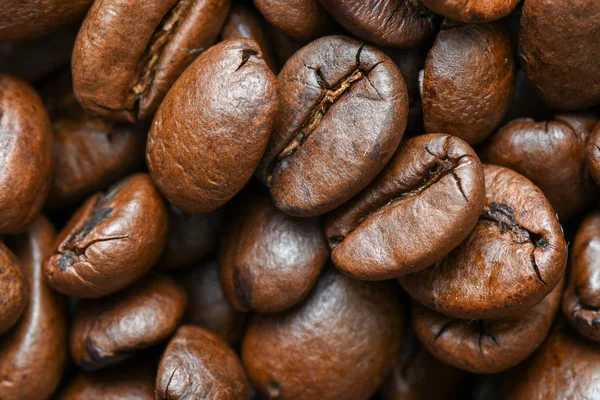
[399,164,567,319]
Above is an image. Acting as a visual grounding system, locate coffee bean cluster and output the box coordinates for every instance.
[1,0,599,399]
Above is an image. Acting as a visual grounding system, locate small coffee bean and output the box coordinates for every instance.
[254,0,329,44]
[69,272,187,371]
[400,165,567,319]
[326,134,484,280]
[156,325,249,400]
[44,173,168,298]
[147,38,278,214]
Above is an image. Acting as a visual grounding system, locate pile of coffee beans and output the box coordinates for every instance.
[1,0,600,399]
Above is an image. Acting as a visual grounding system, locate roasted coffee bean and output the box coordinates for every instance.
[42,71,146,207]
[563,213,600,342]
[0,0,92,41]
[177,260,247,343]
[259,35,408,217]
[0,74,53,234]
[326,134,484,280]
[58,360,155,400]
[254,0,329,44]
[44,173,168,298]
[400,165,567,319]
[70,272,187,371]
[220,193,328,312]
[319,0,437,47]
[159,206,223,270]
[412,279,563,374]
[0,217,67,400]
[221,4,278,71]
[156,325,249,400]
[420,0,520,23]
[242,267,403,400]
[519,0,600,111]
[484,114,600,221]
[589,123,600,185]
[508,326,600,399]
[422,21,514,144]
[72,0,232,122]
[379,324,465,400]
[0,242,27,334]
[147,38,277,214]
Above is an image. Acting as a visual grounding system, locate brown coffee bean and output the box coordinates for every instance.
[220,193,328,313]
[70,272,187,371]
[319,0,438,47]
[147,38,278,214]
[42,71,146,207]
[177,260,247,344]
[0,242,27,334]
[484,114,600,221]
[0,216,67,400]
[242,267,403,400]
[422,21,514,144]
[259,35,408,217]
[254,0,329,44]
[562,213,600,342]
[0,74,53,234]
[420,0,520,23]
[156,325,249,400]
[326,134,484,280]
[0,0,92,41]
[413,279,563,374]
[400,165,567,319]
[58,360,155,400]
[44,173,168,298]
[221,4,278,71]
[589,123,600,185]
[72,0,232,122]
[519,0,600,111]
[159,206,223,270]
[508,327,600,399]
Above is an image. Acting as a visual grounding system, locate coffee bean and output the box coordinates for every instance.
[420,0,520,23]
[0,74,53,234]
[69,272,187,371]
[156,325,249,400]
[72,0,232,121]
[326,134,484,280]
[44,174,168,298]
[255,0,329,44]
[220,192,328,312]
[400,165,567,319]
[0,242,27,334]
[588,123,600,185]
[259,35,408,216]
[147,38,278,214]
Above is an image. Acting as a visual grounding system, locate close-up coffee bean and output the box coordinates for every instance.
[3,1,600,398]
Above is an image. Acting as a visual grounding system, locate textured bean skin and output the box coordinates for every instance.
[519,0,600,111]
[72,0,232,121]
[44,174,168,298]
[259,35,408,217]
[156,325,249,400]
[0,0,93,41]
[319,0,437,47]
[147,38,278,214]
[220,193,328,313]
[242,267,403,400]
[423,21,514,145]
[563,213,600,342]
[0,74,53,234]
[420,0,520,23]
[484,114,600,221]
[0,217,67,400]
[254,0,329,44]
[400,165,567,320]
[412,279,563,374]
[70,273,187,371]
[0,242,27,334]
[589,124,600,185]
[326,134,484,280]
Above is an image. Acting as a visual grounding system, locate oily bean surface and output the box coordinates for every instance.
[0,242,27,334]
[420,0,520,23]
